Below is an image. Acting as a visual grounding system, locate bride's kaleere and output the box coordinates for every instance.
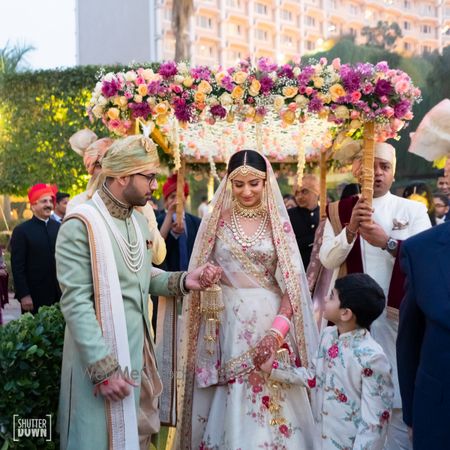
[177,150,319,449]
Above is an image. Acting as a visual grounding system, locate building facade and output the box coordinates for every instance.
[160,0,450,66]
[76,0,450,66]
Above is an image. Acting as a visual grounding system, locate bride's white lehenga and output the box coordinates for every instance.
[177,156,319,450]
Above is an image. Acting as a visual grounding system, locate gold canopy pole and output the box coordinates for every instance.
[361,121,375,207]
[175,156,186,227]
[319,151,327,219]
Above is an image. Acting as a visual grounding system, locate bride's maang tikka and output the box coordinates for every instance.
[228,151,266,181]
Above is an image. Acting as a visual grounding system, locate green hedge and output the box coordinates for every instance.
[0,64,159,196]
[0,305,65,449]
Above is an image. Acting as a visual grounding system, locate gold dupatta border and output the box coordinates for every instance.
[328,202,348,278]
[266,177,310,369]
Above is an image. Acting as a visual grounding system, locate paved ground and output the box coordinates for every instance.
[1,293,21,324]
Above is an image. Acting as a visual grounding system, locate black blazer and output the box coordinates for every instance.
[156,211,201,271]
[288,205,320,270]
[10,216,61,313]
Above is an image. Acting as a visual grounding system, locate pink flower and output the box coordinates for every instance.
[279,424,291,437]
[305,86,314,95]
[384,106,395,118]
[363,368,373,377]
[337,392,347,403]
[252,385,263,393]
[283,222,292,233]
[380,95,389,104]
[262,395,270,409]
[381,410,390,423]
[395,79,410,94]
[327,343,339,359]
[350,91,361,102]
[332,58,341,70]
[307,377,316,388]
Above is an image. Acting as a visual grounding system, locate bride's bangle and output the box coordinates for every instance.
[271,314,291,338]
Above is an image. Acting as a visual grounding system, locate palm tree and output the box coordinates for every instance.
[0,41,35,76]
[172,0,194,61]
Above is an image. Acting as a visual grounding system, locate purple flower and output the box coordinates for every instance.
[308,95,324,113]
[221,75,234,92]
[278,64,294,79]
[256,106,267,116]
[375,61,389,73]
[129,102,151,119]
[394,100,411,118]
[340,69,361,92]
[158,61,178,78]
[260,76,274,94]
[147,80,162,95]
[374,79,393,97]
[101,79,120,98]
[190,66,212,81]
[173,98,192,122]
[356,62,374,79]
[257,57,277,73]
[298,66,315,86]
[210,104,227,119]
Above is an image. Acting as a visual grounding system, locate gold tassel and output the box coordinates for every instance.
[200,284,224,355]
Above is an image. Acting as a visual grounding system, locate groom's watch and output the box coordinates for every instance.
[384,237,398,255]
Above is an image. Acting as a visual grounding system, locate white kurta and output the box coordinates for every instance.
[319,192,431,408]
[271,326,395,450]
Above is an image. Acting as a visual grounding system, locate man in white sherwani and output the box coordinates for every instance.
[319,142,431,450]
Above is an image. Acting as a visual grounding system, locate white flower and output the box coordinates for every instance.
[98,95,107,106]
[269,71,278,81]
[177,62,188,74]
[142,69,155,81]
[174,75,185,84]
[92,105,104,118]
[134,95,143,103]
[293,67,301,77]
[219,92,233,106]
[103,72,115,82]
[125,71,137,82]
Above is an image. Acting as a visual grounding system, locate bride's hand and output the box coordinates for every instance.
[185,263,222,290]
[260,352,276,374]
[253,334,279,369]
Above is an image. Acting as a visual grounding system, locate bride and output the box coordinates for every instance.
[177,150,319,449]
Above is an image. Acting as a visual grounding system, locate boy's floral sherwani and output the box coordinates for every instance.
[271,326,394,450]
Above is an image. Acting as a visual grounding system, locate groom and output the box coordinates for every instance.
[56,134,220,450]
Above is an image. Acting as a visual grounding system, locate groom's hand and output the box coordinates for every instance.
[185,263,222,290]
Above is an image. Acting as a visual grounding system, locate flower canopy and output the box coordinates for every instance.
[88,57,421,169]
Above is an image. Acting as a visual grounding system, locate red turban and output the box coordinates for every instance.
[162,174,189,199]
[27,183,58,206]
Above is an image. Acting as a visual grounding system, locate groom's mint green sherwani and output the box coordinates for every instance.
[56,188,182,450]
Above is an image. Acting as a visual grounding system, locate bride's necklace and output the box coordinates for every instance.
[93,193,145,272]
[230,200,268,248]
[232,198,267,219]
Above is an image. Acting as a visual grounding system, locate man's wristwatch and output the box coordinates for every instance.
[384,237,398,254]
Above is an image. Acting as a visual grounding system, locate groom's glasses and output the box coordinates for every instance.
[134,173,157,186]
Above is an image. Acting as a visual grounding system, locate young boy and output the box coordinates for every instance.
[262,273,394,450]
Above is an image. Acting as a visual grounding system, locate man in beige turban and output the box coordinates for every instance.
[319,142,431,450]
[68,129,166,265]
[56,134,221,450]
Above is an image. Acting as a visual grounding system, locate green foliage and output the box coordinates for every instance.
[0,305,65,449]
[0,42,35,76]
[0,64,159,196]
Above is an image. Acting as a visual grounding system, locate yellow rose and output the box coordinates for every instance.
[219,92,233,106]
[197,80,212,94]
[183,77,194,88]
[194,91,206,103]
[233,71,248,84]
[154,102,169,115]
[107,107,120,120]
[295,95,310,108]
[282,86,298,98]
[118,96,128,108]
[318,107,330,120]
[138,84,148,96]
[313,77,324,88]
[156,114,168,126]
[226,112,235,123]
[281,109,296,125]
[317,93,331,104]
[245,106,256,119]
[334,105,350,119]
[92,105,104,118]
[329,84,347,101]
[248,79,261,97]
[350,119,362,129]
[273,95,285,111]
[254,113,264,123]
[231,85,245,100]
[215,71,227,85]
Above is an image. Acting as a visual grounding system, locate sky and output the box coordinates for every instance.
[0,0,76,70]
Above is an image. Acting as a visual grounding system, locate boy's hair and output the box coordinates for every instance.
[335,273,385,329]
